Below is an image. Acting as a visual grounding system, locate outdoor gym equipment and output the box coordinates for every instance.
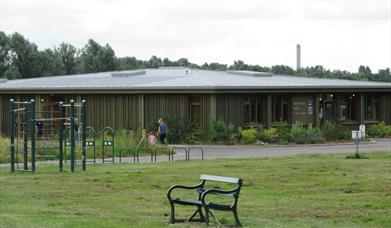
[64,126,96,164]
[85,126,96,164]
[9,99,35,172]
[9,99,87,173]
[102,127,115,163]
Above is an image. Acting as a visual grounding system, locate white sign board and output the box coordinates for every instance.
[359,124,366,138]
[359,124,365,133]
[352,131,362,139]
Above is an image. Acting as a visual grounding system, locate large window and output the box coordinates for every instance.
[243,96,265,125]
[338,94,357,121]
[272,96,290,122]
[364,95,380,121]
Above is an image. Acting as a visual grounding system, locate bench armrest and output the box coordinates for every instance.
[201,188,240,207]
[167,182,204,200]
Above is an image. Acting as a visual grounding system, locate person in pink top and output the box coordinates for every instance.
[148,131,157,145]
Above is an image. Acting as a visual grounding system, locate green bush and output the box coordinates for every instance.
[240,128,258,144]
[275,121,292,144]
[367,122,391,138]
[210,118,236,144]
[258,128,278,143]
[291,122,324,144]
[146,115,193,144]
[0,135,11,163]
[291,122,308,144]
[321,121,350,141]
[306,127,324,144]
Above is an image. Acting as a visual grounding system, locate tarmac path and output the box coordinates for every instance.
[1,139,390,167]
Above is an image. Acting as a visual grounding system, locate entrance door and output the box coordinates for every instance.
[324,102,336,123]
[189,96,202,126]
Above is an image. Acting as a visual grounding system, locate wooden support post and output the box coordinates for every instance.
[209,94,217,125]
[138,94,145,129]
[267,94,272,128]
[359,94,365,124]
[315,94,321,128]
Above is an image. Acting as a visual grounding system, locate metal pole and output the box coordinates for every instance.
[31,99,36,172]
[59,102,64,171]
[102,129,105,163]
[70,100,75,172]
[356,131,359,158]
[81,100,86,171]
[23,102,28,170]
[10,99,15,172]
[112,129,115,163]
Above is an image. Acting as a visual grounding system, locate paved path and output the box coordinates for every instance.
[198,139,391,159]
[1,140,390,167]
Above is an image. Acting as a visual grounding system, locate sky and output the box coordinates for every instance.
[0,0,390,72]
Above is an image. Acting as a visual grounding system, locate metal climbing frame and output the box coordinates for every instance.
[9,99,87,173]
[85,126,96,164]
[9,99,35,173]
[102,127,115,163]
[60,100,87,172]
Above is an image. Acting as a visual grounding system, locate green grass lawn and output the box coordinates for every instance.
[1,152,391,227]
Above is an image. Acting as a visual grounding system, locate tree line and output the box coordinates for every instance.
[0,32,390,82]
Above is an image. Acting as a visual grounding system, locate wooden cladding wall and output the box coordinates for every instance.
[82,94,139,131]
[144,94,189,129]
[1,92,390,136]
[144,94,211,130]
[216,95,243,128]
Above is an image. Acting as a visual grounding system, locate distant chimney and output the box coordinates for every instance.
[296,44,301,71]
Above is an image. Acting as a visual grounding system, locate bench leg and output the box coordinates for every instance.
[188,206,205,222]
[204,207,210,226]
[204,207,219,226]
[233,208,242,227]
[168,202,176,224]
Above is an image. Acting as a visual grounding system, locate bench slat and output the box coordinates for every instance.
[200,174,240,184]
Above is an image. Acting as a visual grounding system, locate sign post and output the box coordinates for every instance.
[359,124,365,141]
[352,130,361,158]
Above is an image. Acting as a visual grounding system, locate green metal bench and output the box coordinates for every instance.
[167,174,243,226]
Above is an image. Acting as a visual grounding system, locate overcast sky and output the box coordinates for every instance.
[1,0,390,72]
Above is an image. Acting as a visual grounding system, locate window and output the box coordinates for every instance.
[272,96,290,122]
[338,94,357,121]
[364,95,380,121]
[243,96,265,125]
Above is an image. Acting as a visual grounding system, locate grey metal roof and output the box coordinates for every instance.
[1,68,391,92]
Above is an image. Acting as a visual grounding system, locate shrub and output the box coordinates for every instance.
[306,127,324,144]
[367,122,391,138]
[240,128,258,144]
[146,115,193,144]
[291,121,324,144]
[321,121,350,141]
[275,121,292,144]
[210,118,236,144]
[291,121,308,144]
[258,128,278,143]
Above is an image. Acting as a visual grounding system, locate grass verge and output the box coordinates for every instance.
[1,152,391,227]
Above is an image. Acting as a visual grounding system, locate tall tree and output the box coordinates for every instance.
[8,32,41,78]
[0,32,10,77]
[271,65,294,75]
[55,42,78,75]
[116,56,141,70]
[80,39,116,73]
